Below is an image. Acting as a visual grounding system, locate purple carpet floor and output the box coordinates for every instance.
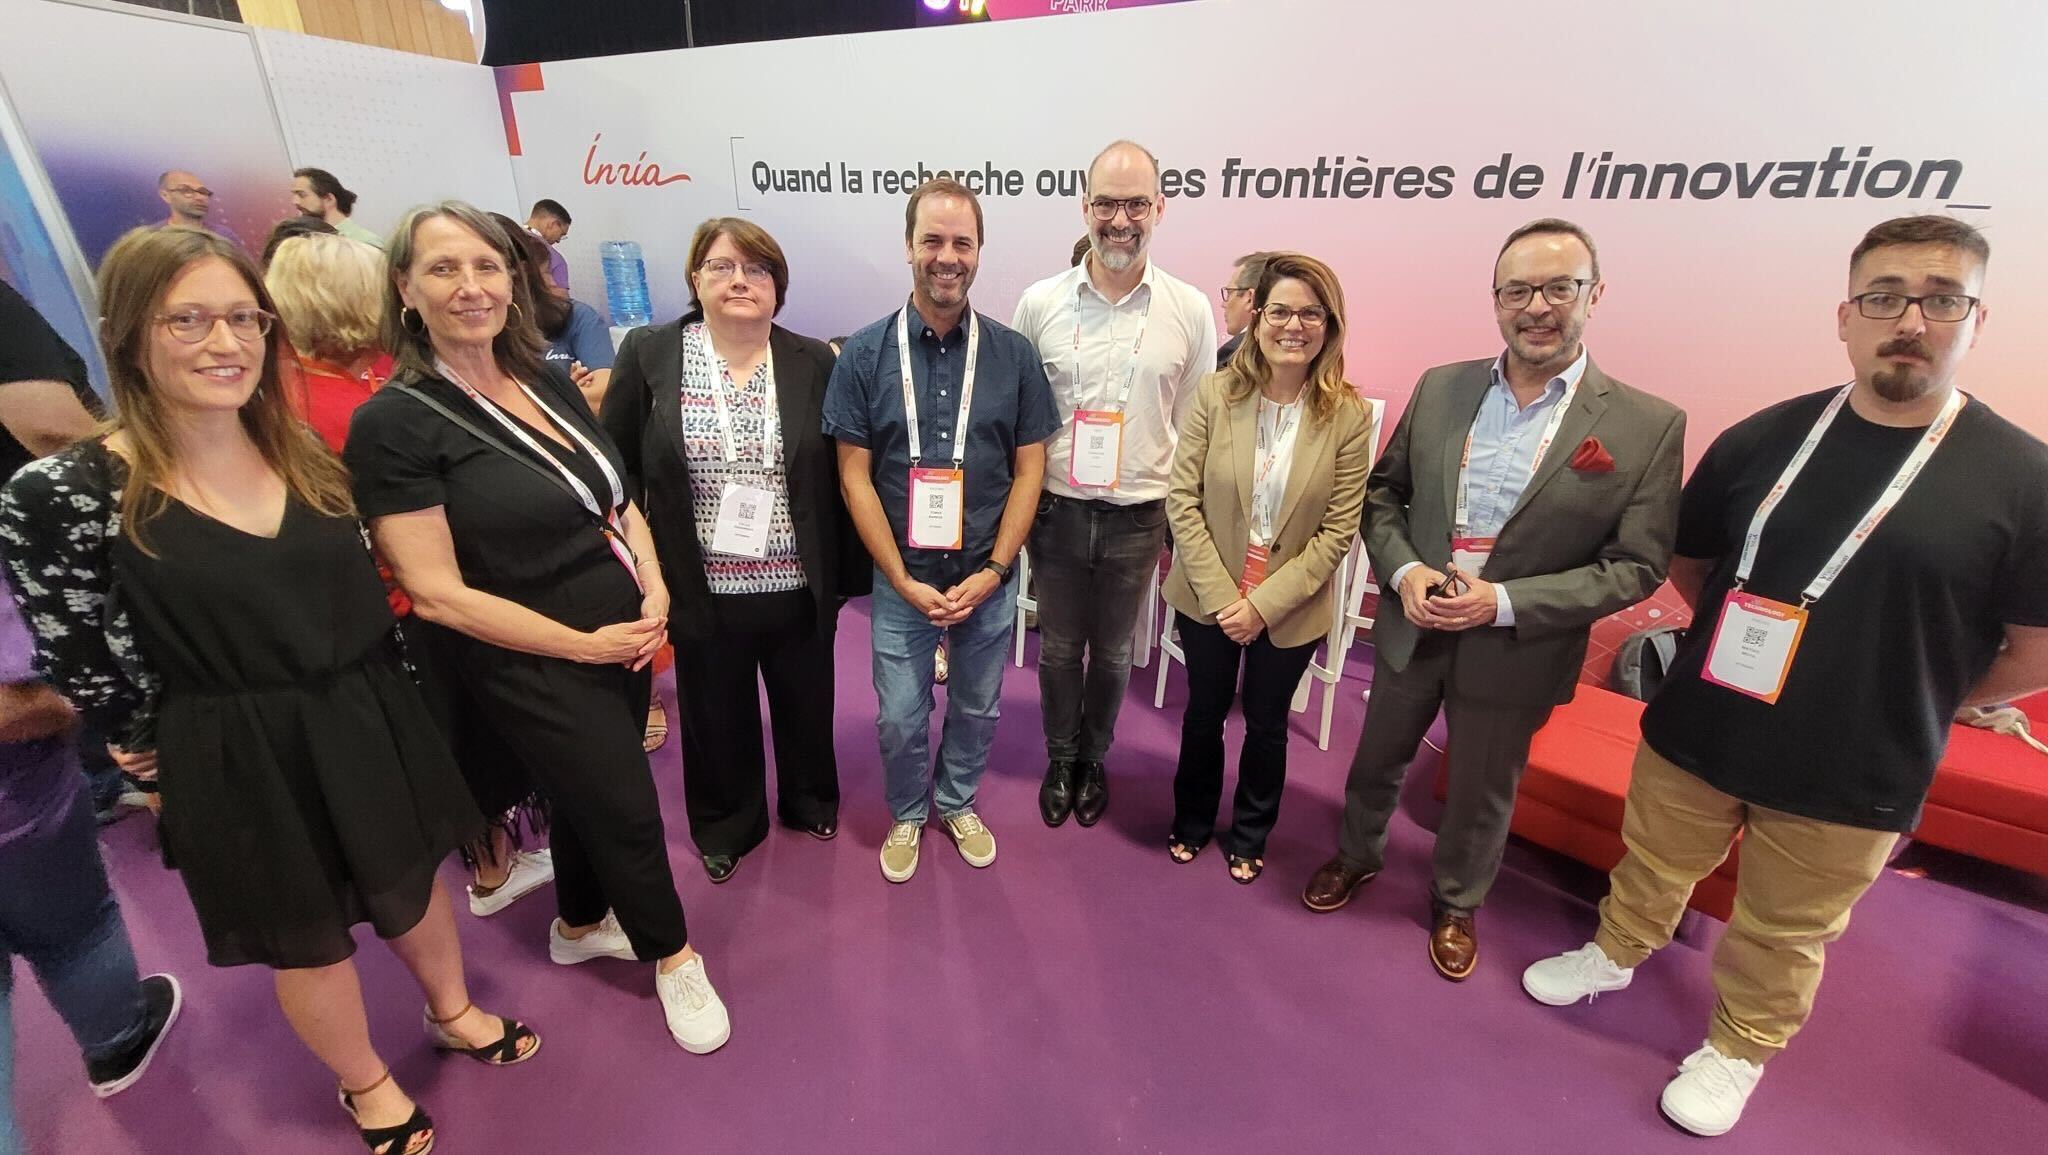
[13,603,2048,1153]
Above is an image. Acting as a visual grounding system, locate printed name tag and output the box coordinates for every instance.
[1702,590,1809,705]
[908,467,965,550]
[1068,410,1123,489]
[1240,542,1271,595]
[1450,535,1496,578]
[710,481,774,558]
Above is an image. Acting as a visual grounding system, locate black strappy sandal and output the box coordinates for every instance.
[422,1003,541,1066]
[338,1070,434,1155]
[1168,836,1208,864]
[1226,854,1265,884]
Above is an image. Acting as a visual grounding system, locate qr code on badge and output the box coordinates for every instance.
[735,498,759,521]
[1742,625,1770,647]
[926,492,946,511]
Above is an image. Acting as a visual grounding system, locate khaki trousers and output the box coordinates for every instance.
[1593,742,1898,1065]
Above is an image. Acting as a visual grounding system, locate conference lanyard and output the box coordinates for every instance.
[693,325,780,470]
[1071,284,1151,414]
[1734,382,1965,605]
[1452,375,1580,539]
[434,357,642,589]
[1249,397,1303,544]
[896,305,979,467]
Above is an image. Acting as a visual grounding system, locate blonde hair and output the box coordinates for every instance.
[266,233,385,362]
[1222,251,1360,425]
[95,227,353,552]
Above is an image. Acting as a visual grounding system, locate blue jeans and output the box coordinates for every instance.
[0,741,150,1152]
[869,569,1017,825]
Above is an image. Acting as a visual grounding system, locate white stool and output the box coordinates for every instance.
[1012,545,1036,668]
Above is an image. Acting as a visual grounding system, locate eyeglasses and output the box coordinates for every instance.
[1493,278,1594,310]
[166,185,212,197]
[1262,303,1328,329]
[155,308,273,344]
[1088,197,1154,222]
[698,258,775,284]
[1850,291,1979,323]
[1218,285,1254,304]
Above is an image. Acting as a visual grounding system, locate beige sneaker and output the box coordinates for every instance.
[880,822,921,883]
[942,810,996,868]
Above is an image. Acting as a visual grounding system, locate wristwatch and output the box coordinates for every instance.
[983,558,1013,583]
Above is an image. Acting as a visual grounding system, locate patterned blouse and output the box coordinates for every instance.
[0,444,160,749]
[678,322,806,595]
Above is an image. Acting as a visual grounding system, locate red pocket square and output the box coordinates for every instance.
[1568,436,1616,473]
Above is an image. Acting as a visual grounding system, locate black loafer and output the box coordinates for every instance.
[702,854,740,883]
[801,820,837,842]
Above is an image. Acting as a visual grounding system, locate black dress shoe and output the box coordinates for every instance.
[1073,760,1108,827]
[801,819,837,841]
[1039,760,1075,827]
[702,854,740,883]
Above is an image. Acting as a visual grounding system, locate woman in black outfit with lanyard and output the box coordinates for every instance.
[345,202,729,1054]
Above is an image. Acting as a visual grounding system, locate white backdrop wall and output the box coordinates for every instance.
[501,0,2048,455]
[255,27,517,240]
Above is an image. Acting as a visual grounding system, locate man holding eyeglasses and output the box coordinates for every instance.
[1302,218,1685,985]
[1216,252,1275,363]
[1522,214,2048,1137]
[1010,140,1215,829]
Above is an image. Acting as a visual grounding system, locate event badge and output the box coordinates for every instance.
[1240,542,1271,596]
[710,481,774,558]
[1450,535,1496,578]
[1702,590,1809,705]
[1068,409,1123,489]
[908,466,965,550]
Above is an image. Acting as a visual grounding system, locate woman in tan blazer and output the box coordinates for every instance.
[1162,252,1370,882]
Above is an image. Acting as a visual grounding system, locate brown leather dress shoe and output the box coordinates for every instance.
[1430,909,1478,981]
[1301,856,1378,912]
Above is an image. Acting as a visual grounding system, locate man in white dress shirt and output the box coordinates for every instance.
[1011,140,1216,829]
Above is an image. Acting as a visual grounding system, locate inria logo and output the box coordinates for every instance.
[582,133,691,188]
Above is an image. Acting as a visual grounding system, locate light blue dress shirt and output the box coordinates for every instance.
[1394,347,1588,627]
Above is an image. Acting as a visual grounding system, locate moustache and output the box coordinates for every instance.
[1878,338,1932,359]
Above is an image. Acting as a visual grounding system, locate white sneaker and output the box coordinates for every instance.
[548,910,636,965]
[468,849,555,917]
[1522,942,1635,1006]
[880,821,922,883]
[1660,1043,1764,1137]
[656,956,731,1054]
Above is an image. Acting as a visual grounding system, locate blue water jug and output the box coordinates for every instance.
[600,240,653,327]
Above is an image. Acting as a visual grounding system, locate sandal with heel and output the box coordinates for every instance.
[422,1002,541,1066]
[1168,836,1208,864]
[1226,854,1265,884]
[339,1069,434,1155]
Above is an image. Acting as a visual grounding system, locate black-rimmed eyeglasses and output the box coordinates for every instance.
[1850,291,1979,323]
[154,308,274,344]
[1088,197,1153,222]
[1493,278,1594,310]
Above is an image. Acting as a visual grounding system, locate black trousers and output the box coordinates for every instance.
[1171,613,1320,858]
[675,588,840,857]
[461,644,688,960]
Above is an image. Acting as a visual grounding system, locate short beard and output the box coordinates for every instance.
[1870,365,1934,403]
[1091,227,1145,273]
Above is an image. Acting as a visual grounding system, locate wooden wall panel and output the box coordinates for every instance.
[243,0,475,62]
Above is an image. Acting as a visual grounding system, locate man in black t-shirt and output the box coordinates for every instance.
[1522,215,2048,1138]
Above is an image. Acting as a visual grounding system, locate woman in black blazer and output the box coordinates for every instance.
[600,217,869,882]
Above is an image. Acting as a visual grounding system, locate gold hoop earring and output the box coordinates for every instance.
[507,300,525,328]
[401,307,425,336]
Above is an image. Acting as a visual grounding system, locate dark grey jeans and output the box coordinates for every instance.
[1029,493,1168,764]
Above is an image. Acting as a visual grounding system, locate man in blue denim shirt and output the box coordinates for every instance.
[823,178,1060,884]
